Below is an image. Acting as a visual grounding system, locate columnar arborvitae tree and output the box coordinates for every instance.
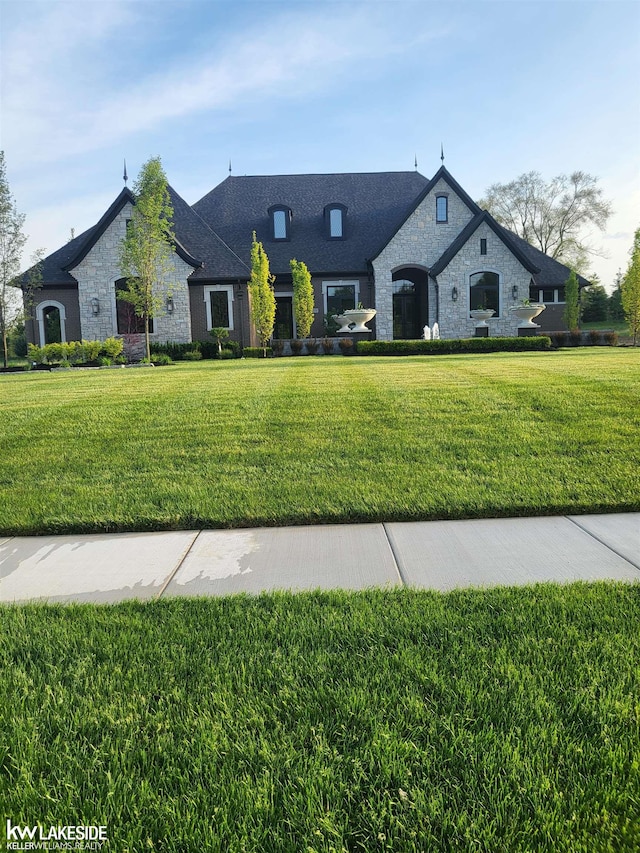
[247,232,276,357]
[621,227,640,346]
[563,268,580,331]
[0,151,27,368]
[290,258,314,339]
[119,156,175,362]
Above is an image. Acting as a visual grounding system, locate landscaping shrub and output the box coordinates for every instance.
[569,330,583,347]
[321,338,334,354]
[243,346,272,358]
[339,338,354,354]
[97,356,113,367]
[589,329,602,346]
[548,331,567,348]
[101,337,124,359]
[604,330,619,346]
[290,339,303,355]
[218,350,234,360]
[183,350,203,361]
[271,340,284,357]
[305,339,319,355]
[151,353,173,366]
[79,339,102,363]
[356,336,551,356]
[150,341,202,361]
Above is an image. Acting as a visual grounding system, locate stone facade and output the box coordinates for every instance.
[371,178,475,340]
[436,220,533,339]
[70,202,193,344]
[371,179,541,340]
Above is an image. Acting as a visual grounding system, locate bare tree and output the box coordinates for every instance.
[479,171,612,273]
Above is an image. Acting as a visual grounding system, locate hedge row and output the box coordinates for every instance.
[356,337,552,356]
[150,340,240,360]
[28,338,124,365]
[547,330,618,348]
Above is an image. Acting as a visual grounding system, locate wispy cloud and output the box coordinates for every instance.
[2,1,444,167]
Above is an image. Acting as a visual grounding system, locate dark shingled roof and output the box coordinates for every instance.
[430,211,540,278]
[23,168,589,291]
[192,171,431,275]
[494,224,591,287]
[26,185,249,289]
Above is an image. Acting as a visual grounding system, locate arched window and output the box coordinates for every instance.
[268,205,291,241]
[324,204,347,239]
[36,301,66,345]
[469,271,500,317]
[436,194,448,223]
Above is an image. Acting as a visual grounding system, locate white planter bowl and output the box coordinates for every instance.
[510,304,546,327]
[339,308,377,334]
[470,309,495,327]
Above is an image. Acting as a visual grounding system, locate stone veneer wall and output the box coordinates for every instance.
[372,178,475,340]
[372,183,535,340]
[70,201,193,344]
[436,220,533,339]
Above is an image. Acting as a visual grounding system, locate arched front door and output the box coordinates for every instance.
[392,267,428,339]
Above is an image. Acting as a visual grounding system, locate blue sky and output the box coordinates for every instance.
[1,0,638,287]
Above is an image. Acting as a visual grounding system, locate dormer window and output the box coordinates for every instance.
[269,205,291,241]
[324,204,347,239]
[436,194,448,223]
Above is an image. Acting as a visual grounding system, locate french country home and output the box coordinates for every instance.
[22,165,587,349]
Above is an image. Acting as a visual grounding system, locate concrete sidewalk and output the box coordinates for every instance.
[0,513,638,605]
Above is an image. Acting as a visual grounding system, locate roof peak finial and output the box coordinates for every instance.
[440,143,444,165]
[229,159,232,175]
[123,159,128,185]
[414,153,418,171]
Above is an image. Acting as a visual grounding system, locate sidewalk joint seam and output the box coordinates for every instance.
[565,516,640,573]
[155,530,202,600]
[382,523,407,588]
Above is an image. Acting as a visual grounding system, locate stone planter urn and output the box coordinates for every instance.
[339,308,377,333]
[510,303,546,328]
[470,308,495,327]
[333,313,353,334]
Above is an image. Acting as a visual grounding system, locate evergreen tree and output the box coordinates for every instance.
[608,270,625,322]
[119,156,175,362]
[290,258,314,339]
[248,232,275,357]
[580,274,608,322]
[563,269,580,331]
[621,227,640,346]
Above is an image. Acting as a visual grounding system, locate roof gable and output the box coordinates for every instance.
[370,166,482,262]
[430,210,541,277]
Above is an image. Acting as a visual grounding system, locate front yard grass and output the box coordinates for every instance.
[1,349,639,535]
[1,584,638,852]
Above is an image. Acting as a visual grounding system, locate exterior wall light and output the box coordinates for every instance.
[512,285,518,300]
[166,296,174,314]
[452,287,458,302]
[91,298,100,316]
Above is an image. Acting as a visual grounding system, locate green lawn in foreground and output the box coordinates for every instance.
[1,585,638,852]
[1,349,639,535]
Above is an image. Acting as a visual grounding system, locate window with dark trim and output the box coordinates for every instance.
[324,204,347,239]
[469,271,500,317]
[436,194,448,223]
[480,238,487,255]
[268,205,291,240]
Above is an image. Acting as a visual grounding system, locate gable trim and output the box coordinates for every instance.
[429,210,541,277]
[63,187,203,272]
[369,166,482,262]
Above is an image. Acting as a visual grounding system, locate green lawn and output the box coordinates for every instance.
[1,585,638,852]
[1,349,639,535]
